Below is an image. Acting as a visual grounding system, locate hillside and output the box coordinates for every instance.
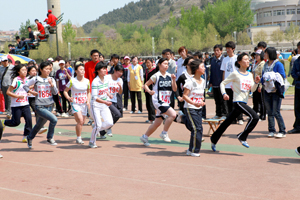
[82,0,216,33]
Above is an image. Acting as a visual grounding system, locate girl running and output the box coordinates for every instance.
[182,59,206,157]
[64,62,91,144]
[140,58,177,146]
[210,53,260,151]
[23,61,59,148]
[89,61,113,148]
[0,64,32,143]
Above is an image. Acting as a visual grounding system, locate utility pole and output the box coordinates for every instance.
[152,37,155,57]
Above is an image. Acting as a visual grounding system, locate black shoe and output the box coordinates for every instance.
[27,136,32,149]
[295,147,300,156]
[288,129,300,134]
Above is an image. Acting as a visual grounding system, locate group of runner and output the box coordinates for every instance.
[0,41,299,158]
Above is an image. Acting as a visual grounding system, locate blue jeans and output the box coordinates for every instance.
[28,105,57,140]
[264,91,286,133]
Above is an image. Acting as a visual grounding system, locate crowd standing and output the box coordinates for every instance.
[1,40,300,158]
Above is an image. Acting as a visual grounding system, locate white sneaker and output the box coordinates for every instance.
[99,135,106,139]
[64,113,69,117]
[137,110,142,114]
[106,129,113,137]
[159,132,171,142]
[61,113,67,117]
[275,132,286,138]
[268,132,275,138]
[76,138,84,144]
[38,128,48,134]
[0,154,3,158]
[89,142,97,148]
[123,108,127,111]
[186,150,200,157]
[129,111,134,114]
[87,120,93,126]
[56,113,61,117]
[238,120,244,125]
[140,135,150,147]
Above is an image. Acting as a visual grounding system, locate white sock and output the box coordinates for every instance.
[143,134,148,139]
[162,131,167,135]
[77,136,81,140]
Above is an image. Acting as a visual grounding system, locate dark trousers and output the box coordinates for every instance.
[123,81,129,110]
[2,86,11,115]
[294,87,300,130]
[211,102,259,144]
[53,94,62,114]
[202,91,206,119]
[170,91,175,108]
[184,108,203,153]
[145,92,155,121]
[4,105,32,136]
[226,88,243,121]
[213,87,227,117]
[29,97,39,124]
[252,88,266,120]
[130,91,142,112]
[100,102,122,136]
[60,91,71,113]
[178,101,184,112]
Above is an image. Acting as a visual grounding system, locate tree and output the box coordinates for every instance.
[179,6,205,34]
[221,34,235,45]
[237,31,251,46]
[270,29,284,47]
[254,30,269,44]
[62,20,76,42]
[19,19,36,38]
[189,30,202,51]
[285,23,300,48]
[202,23,220,50]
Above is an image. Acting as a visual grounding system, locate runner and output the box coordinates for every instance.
[89,62,113,148]
[64,62,91,144]
[210,53,260,151]
[182,59,206,157]
[23,61,59,148]
[140,58,177,146]
[0,64,32,144]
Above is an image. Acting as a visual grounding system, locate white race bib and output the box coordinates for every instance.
[240,79,252,92]
[135,76,138,80]
[159,91,171,104]
[190,92,204,103]
[73,92,87,104]
[62,79,66,85]
[37,85,52,99]
[15,91,28,103]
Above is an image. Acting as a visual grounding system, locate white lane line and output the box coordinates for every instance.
[0,186,63,200]
[3,160,268,200]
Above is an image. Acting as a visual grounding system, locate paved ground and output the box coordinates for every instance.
[0,95,299,200]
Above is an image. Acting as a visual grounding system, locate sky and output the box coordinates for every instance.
[0,0,140,31]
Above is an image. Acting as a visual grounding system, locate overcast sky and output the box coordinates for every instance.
[0,0,140,31]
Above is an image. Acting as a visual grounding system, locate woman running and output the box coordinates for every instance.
[64,62,91,144]
[140,58,177,146]
[0,64,32,144]
[182,59,206,157]
[210,53,260,151]
[89,61,113,148]
[23,61,59,148]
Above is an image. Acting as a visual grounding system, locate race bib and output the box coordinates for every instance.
[73,92,87,104]
[190,92,204,103]
[135,76,138,80]
[37,85,52,99]
[159,91,171,104]
[15,91,28,103]
[62,79,66,85]
[109,85,119,94]
[240,79,251,92]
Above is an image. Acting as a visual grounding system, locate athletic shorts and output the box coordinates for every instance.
[155,106,170,119]
[71,103,87,116]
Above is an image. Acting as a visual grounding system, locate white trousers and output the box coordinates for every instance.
[90,104,113,144]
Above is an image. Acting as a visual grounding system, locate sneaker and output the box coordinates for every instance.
[295,147,300,156]
[27,136,32,149]
[0,154,3,158]
[37,128,48,134]
[106,129,113,137]
[238,138,249,148]
[47,139,57,146]
[89,142,98,148]
[56,113,61,117]
[22,136,27,143]
[186,150,200,157]
[211,143,217,152]
[64,113,69,117]
[0,119,5,141]
[137,110,142,114]
[211,115,221,119]
[201,138,205,142]
[87,119,93,126]
[140,135,150,147]
[99,135,106,139]
[274,132,286,138]
[268,132,275,138]
[123,108,127,111]
[159,132,171,142]
[145,120,150,123]
[129,111,134,114]
[31,112,35,116]
[238,120,244,125]
[76,138,84,144]
[61,113,67,117]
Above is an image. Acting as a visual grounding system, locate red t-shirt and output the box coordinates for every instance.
[37,23,46,34]
[47,14,57,27]
[85,60,100,91]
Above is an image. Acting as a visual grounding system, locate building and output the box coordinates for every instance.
[254,0,300,31]
[247,25,280,45]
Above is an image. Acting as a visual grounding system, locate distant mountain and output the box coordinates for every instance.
[82,0,216,34]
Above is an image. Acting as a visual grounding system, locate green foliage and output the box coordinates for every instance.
[285,23,300,47]
[254,29,268,44]
[270,29,284,46]
[165,0,171,6]
[237,31,251,46]
[62,20,76,42]
[179,6,205,34]
[19,19,36,38]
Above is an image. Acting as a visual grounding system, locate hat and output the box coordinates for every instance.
[255,49,263,55]
[1,56,8,62]
[58,60,65,65]
[48,9,52,13]
[276,51,281,55]
[124,56,130,60]
[47,57,54,62]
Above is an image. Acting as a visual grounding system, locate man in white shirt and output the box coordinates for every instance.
[176,46,188,80]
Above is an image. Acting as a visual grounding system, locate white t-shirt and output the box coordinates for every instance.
[183,77,205,109]
[105,75,123,103]
[220,55,238,89]
[91,76,109,107]
[10,77,29,107]
[66,77,90,105]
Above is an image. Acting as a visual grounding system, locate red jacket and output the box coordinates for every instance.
[47,13,57,27]
[37,23,46,35]
[85,60,100,91]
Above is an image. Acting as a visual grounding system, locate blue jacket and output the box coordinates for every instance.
[209,56,224,87]
[261,61,286,85]
[292,57,300,89]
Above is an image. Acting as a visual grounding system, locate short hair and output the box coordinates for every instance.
[178,46,188,54]
[225,41,236,49]
[21,37,26,41]
[16,36,20,40]
[90,49,100,56]
[297,41,300,48]
[264,47,277,60]
[193,51,202,59]
[205,52,209,55]
[131,56,138,60]
[254,46,258,52]
[157,58,168,65]
[27,26,32,29]
[235,52,249,68]
[183,56,194,67]
[114,63,124,72]
[214,44,223,51]
[35,19,39,22]
[257,41,267,49]
[94,61,107,76]
[162,49,172,55]
[189,59,203,75]
[55,56,63,61]
[111,54,120,60]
